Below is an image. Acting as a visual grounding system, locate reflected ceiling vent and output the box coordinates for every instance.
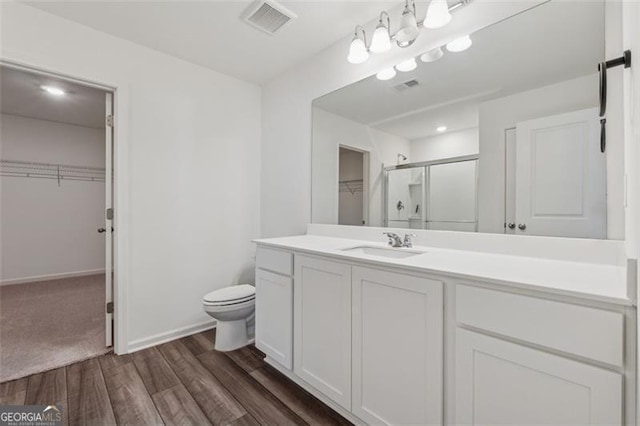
[242,0,298,36]
[393,79,420,92]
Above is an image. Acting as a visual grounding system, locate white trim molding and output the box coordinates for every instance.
[0,269,106,286]
[127,320,216,354]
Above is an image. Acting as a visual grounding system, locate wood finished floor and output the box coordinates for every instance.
[0,329,352,426]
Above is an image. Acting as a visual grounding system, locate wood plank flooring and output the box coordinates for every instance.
[0,329,352,426]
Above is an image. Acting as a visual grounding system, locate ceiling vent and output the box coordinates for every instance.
[242,0,297,36]
[393,79,420,92]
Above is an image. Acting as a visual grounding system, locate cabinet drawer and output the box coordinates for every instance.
[256,246,293,276]
[456,285,624,366]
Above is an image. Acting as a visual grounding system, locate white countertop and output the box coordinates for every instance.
[254,234,632,306]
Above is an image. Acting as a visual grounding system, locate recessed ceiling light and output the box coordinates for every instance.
[376,67,397,81]
[437,126,447,133]
[446,35,472,53]
[41,85,65,96]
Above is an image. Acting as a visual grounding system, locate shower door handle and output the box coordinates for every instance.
[98,228,106,233]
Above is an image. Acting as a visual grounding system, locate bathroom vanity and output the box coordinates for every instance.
[254,225,636,426]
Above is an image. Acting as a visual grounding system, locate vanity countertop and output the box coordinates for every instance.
[254,234,632,306]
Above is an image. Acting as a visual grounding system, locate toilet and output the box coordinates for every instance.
[202,284,255,352]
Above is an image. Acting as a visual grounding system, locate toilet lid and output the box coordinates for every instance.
[203,284,255,304]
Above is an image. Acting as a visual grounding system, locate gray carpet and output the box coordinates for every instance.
[0,274,110,382]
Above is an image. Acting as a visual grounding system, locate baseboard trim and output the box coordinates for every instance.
[126,320,217,354]
[0,269,106,286]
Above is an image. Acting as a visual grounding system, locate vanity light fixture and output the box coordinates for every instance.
[347,26,369,64]
[377,67,397,81]
[446,35,472,52]
[346,0,473,65]
[40,85,65,96]
[437,126,447,132]
[424,0,452,29]
[396,0,420,46]
[420,47,444,62]
[396,57,418,72]
[370,11,392,53]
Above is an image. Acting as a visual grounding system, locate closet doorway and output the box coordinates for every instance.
[0,64,115,382]
[338,146,369,226]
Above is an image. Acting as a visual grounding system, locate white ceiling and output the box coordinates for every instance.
[313,0,604,140]
[24,0,399,85]
[1,66,106,129]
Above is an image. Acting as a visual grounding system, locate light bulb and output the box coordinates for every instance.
[424,0,452,29]
[446,35,472,52]
[437,126,447,132]
[376,67,397,81]
[370,23,391,53]
[348,37,369,64]
[41,85,65,96]
[420,47,444,63]
[396,6,419,44]
[395,58,417,72]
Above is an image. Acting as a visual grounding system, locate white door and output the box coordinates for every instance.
[455,328,622,425]
[515,108,606,238]
[352,267,443,426]
[504,128,517,234]
[294,255,351,410]
[104,93,114,347]
[255,269,293,369]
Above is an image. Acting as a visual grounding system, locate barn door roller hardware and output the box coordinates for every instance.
[598,50,631,153]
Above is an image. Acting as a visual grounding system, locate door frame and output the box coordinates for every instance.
[0,58,130,354]
[337,144,370,226]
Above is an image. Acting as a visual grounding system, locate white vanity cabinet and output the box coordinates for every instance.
[454,285,625,425]
[294,255,352,410]
[255,247,294,369]
[352,267,443,425]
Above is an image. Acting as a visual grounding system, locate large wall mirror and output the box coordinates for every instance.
[312,0,625,240]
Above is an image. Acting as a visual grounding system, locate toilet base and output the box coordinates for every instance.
[214,319,251,352]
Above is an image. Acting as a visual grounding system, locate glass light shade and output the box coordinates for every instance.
[420,47,444,63]
[424,0,452,29]
[348,37,369,64]
[370,24,392,53]
[446,35,472,52]
[41,85,65,96]
[395,57,417,72]
[376,67,397,81]
[396,8,419,43]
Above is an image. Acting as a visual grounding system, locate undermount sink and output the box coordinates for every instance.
[340,246,426,259]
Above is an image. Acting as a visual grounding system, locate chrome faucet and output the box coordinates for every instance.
[403,233,417,248]
[383,232,416,248]
[383,232,404,247]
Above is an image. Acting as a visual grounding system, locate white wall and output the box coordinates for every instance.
[0,114,105,283]
[0,2,261,351]
[411,128,479,163]
[261,1,545,238]
[476,74,608,234]
[312,107,410,227]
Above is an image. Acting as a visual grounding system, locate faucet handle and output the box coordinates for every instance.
[403,233,417,248]
[383,232,402,247]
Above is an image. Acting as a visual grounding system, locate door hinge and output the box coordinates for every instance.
[106,115,114,127]
[106,302,114,314]
[106,208,114,220]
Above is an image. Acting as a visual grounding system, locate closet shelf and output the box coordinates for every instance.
[339,179,364,195]
[0,159,107,185]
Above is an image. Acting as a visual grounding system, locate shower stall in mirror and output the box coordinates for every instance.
[384,156,478,231]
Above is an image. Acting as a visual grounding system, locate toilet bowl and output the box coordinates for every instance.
[202,284,255,352]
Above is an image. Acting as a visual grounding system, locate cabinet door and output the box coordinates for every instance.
[294,255,352,410]
[455,328,622,425]
[352,267,444,425]
[255,269,293,369]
